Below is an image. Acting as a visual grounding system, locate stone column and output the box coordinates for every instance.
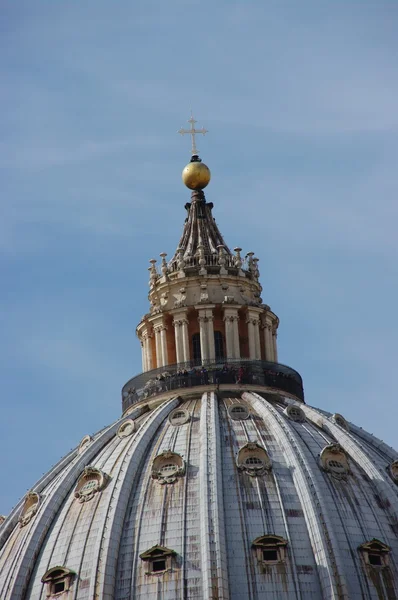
[224,316,234,358]
[262,322,273,361]
[261,312,274,362]
[247,318,256,360]
[246,308,262,360]
[173,318,182,363]
[172,318,183,364]
[254,320,261,360]
[172,309,189,365]
[143,332,153,371]
[272,325,278,363]
[181,318,190,363]
[154,325,163,368]
[150,315,168,368]
[223,307,240,359]
[160,326,168,367]
[198,314,209,362]
[137,321,154,372]
[207,314,216,361]
[196,305,215,364]
[140,340,147,372]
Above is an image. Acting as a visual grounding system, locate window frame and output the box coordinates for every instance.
[140,545,177,576]
[252,535,288,566]
[41,567,75,597]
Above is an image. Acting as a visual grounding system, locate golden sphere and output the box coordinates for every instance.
[182,161,211,190]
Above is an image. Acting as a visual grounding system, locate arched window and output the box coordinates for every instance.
[192,333,201,362]
[214,331,224,361]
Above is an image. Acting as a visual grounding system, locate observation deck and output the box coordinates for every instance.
[121,359,304,413]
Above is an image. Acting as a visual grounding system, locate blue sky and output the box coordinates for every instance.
[1,1,398,513]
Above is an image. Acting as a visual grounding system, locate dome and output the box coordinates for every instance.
[1,123,398,598]
[1,390,398,599]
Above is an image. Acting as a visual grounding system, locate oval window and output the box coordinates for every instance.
[117,419,135,438]
[284,405,305,423]
[169,408,190,426]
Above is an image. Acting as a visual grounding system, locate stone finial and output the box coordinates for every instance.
[149,259,157,287]
[217,245,228,275]
[177,248,185,276]
[233,247,243,269]
[160,252,169,279]
[246,252,255,275]
[253,257,260,280]
[197,244,207,275]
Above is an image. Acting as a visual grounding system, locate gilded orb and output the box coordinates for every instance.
[182,161,211,190]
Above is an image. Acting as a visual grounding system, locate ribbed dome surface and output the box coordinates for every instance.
[1,390,398,599]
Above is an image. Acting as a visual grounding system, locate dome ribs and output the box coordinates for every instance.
[301,404,398,532]
[0,420,122,600]
[199,392,230,599]
[1,393,398,598]
[170,192,231,266]
[244,392,350,599]
[90,397,180,600]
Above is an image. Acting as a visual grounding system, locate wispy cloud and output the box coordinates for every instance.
[1,0,398,513]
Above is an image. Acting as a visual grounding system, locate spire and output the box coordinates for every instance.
[169,189,232,269]
[170,115,230,269]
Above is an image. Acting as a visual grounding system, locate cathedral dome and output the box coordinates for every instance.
[1,123,398,599]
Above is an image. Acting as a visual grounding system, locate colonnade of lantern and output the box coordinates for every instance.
[137,304,278,372]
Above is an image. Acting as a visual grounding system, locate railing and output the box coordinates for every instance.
[121,359,304,412]
[165,254,252,276]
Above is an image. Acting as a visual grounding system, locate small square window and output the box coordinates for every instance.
[53,581,65,594]
[368,554,382,566]
[262,549,278,562]
[152,559,166,572]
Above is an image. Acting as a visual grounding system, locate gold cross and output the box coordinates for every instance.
[178,113,208,156]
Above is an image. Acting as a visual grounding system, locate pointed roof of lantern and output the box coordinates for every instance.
[169,189,232,268]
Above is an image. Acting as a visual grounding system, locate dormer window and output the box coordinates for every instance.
[252,535,288,567]
[284,404,306,423]
[19,492,40,528]
[152,450,185,484]
[168,408,190,426]
[237,442,271,477]
[331,413,349,431]
[359,539,391,569]
[228,404,249,420]
[41,566,75,597]
[320,444,350,480]
[140,545,176,575]
[74,467,109,503]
